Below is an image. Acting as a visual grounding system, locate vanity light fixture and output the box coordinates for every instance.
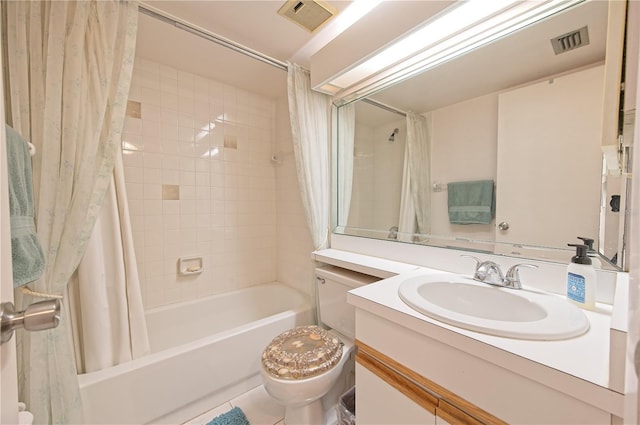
[329,0,585,99]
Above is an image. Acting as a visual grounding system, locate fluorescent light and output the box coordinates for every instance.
[331,0,584,91]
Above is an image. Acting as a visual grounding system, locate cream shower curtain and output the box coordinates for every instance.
[287,63,331,250]
[4,1,139,423]
[68,149,150,374]
[337,103,355,226]
[406,111,432,236]
[398,138,417,242]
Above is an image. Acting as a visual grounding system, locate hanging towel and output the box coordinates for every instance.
[5,125,46,287]
[447,180,495,224]
[206,407,250,425]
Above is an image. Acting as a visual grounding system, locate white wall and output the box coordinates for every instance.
[124,57,281,308]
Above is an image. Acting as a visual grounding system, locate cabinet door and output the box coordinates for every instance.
[356,363,437,424]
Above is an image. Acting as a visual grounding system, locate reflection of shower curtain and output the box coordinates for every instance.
[406,112,432,235]
[337,103,355,226]
[398,140,417,241]
[68,149,150,374]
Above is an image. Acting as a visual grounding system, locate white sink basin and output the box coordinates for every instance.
[398,274,589,340]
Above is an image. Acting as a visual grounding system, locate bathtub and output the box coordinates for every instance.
[78,283,312,424]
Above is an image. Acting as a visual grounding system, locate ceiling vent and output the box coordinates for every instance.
[550,26,590,55]
[278,0,337,33]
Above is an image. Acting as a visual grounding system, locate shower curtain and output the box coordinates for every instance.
[287,63,331,250]
[4,1,139,423]
[398,138,417,242]
[406,111,432,236]
[337,103,355,227]
[68,149,150,374]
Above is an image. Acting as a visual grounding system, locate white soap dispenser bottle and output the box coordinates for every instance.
[567,244,596,310]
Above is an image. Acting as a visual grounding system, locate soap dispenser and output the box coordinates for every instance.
[567,244,596,310]
[577,236,602,268]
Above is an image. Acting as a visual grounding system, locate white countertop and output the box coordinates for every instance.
[313,248,627,416]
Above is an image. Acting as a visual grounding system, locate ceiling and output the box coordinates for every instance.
[136,0,353,99]
[135,0,608,111]
[359,0,609,124]
[141,1,353,62]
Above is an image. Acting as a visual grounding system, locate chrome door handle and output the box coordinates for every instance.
[1,299,61,344]
[498,221,510,230]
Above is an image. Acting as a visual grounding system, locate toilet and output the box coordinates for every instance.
[260,266,379,425]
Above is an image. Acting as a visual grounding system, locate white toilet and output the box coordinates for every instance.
[260,266,379,425]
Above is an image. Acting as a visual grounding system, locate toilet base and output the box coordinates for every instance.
[284,400,323,425]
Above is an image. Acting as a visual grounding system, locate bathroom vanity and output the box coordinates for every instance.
[313,246,631,424]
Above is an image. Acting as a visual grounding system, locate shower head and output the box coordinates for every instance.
[389,128,399,142]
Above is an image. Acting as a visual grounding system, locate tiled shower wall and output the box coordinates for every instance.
[123,57,279,308]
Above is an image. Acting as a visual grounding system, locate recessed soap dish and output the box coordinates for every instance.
[178,256,203,276]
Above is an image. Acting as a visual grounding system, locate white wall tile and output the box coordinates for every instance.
[162,200,180,216]
[159,64,178,79]
[127,57,288,308]
[161,92,178,110]
[123,151,144,167]
[143,168,161,184]
[123,117,142,135]
[144,184,162,200]
[141,87,161,106]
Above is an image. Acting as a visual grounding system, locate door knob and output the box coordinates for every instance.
[498,221,510,230]
[1,299,61,344]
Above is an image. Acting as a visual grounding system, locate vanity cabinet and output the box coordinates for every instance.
[353,308,615,424]
[355,340,500,425]
[355,363,437,424]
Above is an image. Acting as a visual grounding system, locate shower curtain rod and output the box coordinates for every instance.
[362,98,406,117]
[138,3,288,72]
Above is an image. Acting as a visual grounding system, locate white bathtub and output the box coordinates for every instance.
[78,283,312,424]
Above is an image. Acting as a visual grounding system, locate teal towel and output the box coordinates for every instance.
[6,125,46,287]
[206,407,250,425]
[447,180,495,224]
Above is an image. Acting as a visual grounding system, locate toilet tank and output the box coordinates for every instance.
[316,266,380,340]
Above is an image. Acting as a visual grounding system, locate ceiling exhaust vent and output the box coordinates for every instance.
[551,26,590,55]
[278,0,337,33]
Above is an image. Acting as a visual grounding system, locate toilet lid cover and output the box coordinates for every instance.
[262,325,343,380]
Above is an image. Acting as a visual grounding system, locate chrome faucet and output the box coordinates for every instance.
[462,255,537,289]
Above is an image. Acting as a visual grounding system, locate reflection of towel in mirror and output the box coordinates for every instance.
[447,180,495,224]
[6,125,46,287]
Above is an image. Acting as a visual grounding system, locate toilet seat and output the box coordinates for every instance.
[262,325,343,380]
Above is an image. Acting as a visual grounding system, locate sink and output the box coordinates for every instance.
[398,274,589,340]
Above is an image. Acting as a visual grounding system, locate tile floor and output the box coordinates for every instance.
[183,384,341,425]
[183,385,285,425]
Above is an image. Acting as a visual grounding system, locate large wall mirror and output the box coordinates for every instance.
[334,0,632,271]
